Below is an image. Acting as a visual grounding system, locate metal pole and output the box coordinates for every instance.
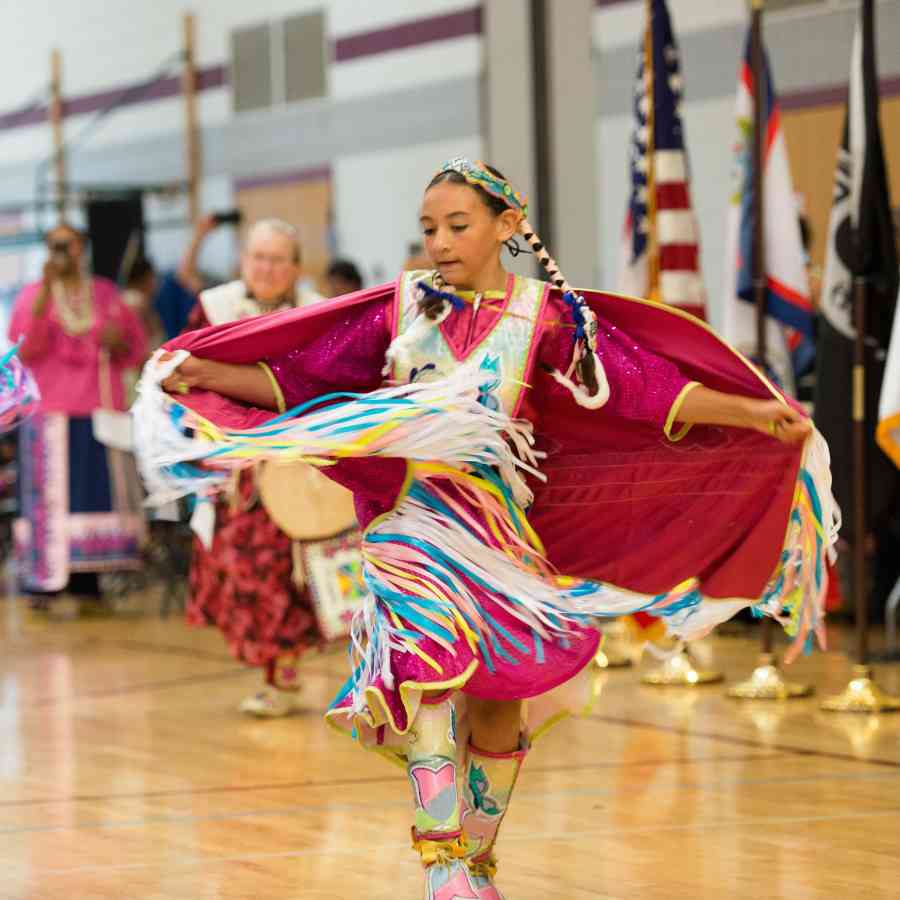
[853,275,868,664]
[641,0,723,689]
[182,13,201,226]
[49,48,66,217]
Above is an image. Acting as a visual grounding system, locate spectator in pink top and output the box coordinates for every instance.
[8,222,147,607]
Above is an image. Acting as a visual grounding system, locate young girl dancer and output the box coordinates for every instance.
[136,159,836,899]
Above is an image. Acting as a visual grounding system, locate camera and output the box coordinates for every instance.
[212,209,243,227]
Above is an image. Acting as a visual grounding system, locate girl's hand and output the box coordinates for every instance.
[746,399,811,445]
[159,352,209,395]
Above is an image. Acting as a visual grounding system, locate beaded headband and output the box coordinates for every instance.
[437,157,529,216]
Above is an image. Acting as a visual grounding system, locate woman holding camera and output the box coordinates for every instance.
[8,222,147,608]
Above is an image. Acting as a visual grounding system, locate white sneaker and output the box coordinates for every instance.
[238,686,302,718]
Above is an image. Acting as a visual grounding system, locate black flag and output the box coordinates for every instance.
[814,0,899,542]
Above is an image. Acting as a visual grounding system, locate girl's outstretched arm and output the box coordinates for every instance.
[675,384,810,444]
[159,353,282,411]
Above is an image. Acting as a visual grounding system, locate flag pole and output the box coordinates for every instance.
[644,0,660,302]
[639,0,721,688]
[728,0,812,700]
[821,0,899,713]
[853,274,869,667]
[749,0,778,664]
[822,270,899,711]
[750,0,767,378]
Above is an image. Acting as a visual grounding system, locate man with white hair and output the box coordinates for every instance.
[182,217,335,717]
[187,218,322,328]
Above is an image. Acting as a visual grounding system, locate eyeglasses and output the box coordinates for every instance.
[246,251,295,269]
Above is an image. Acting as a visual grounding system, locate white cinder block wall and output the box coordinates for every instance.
[0,0,897,320]
[0,0,482,285]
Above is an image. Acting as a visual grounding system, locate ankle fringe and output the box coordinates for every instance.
[411,829,467,868]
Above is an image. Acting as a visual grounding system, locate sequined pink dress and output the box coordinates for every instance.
[148,271,834,756]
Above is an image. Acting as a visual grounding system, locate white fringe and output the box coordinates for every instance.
[131,349,233,505]
[806,425,841,563]
[133,351,545,510]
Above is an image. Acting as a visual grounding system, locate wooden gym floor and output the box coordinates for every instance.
[2,600,899,899]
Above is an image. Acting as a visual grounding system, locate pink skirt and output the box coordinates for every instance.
[324,465,603,760]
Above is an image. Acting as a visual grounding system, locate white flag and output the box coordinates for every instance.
[877,290,900,467]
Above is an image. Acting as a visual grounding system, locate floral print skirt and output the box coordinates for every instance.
[186,470,323,667]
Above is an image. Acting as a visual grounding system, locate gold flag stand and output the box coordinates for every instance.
[726,0,812,704]
[821,273,900,714]
[593,619,633,669]
[727,651,813,699]
[820,665,900,713]
[641,645,723,686]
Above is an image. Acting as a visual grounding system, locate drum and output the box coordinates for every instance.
[258,461,363,642]
[257,461,357,540]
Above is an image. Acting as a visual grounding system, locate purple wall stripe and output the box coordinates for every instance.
[0,65,226,133]
[62,65,227,117]
[333,6,482,62]
[0,104,46,131]
[0,7,483,133]
[0,3,485,134]
[234,164,332,192]
[5,3,897,143]
[780,74,900,111]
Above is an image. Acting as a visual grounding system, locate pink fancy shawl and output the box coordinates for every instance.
[162,282,803,606]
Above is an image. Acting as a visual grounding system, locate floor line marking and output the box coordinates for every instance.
[30,807,900,877]
[589,712,900,769]
[0,752,780,808]
[6,762,900,837]
[30,667,249,707]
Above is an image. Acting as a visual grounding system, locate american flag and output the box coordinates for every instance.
[618,0,705,320]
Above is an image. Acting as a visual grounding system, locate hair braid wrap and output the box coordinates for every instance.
[518,218,609,406]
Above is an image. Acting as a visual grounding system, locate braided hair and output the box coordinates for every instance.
[515,219,600,396]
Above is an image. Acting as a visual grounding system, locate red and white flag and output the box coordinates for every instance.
[618,0,705,319]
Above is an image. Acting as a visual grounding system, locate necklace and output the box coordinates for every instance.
[236,289,295,320]
[52,279,95,336]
